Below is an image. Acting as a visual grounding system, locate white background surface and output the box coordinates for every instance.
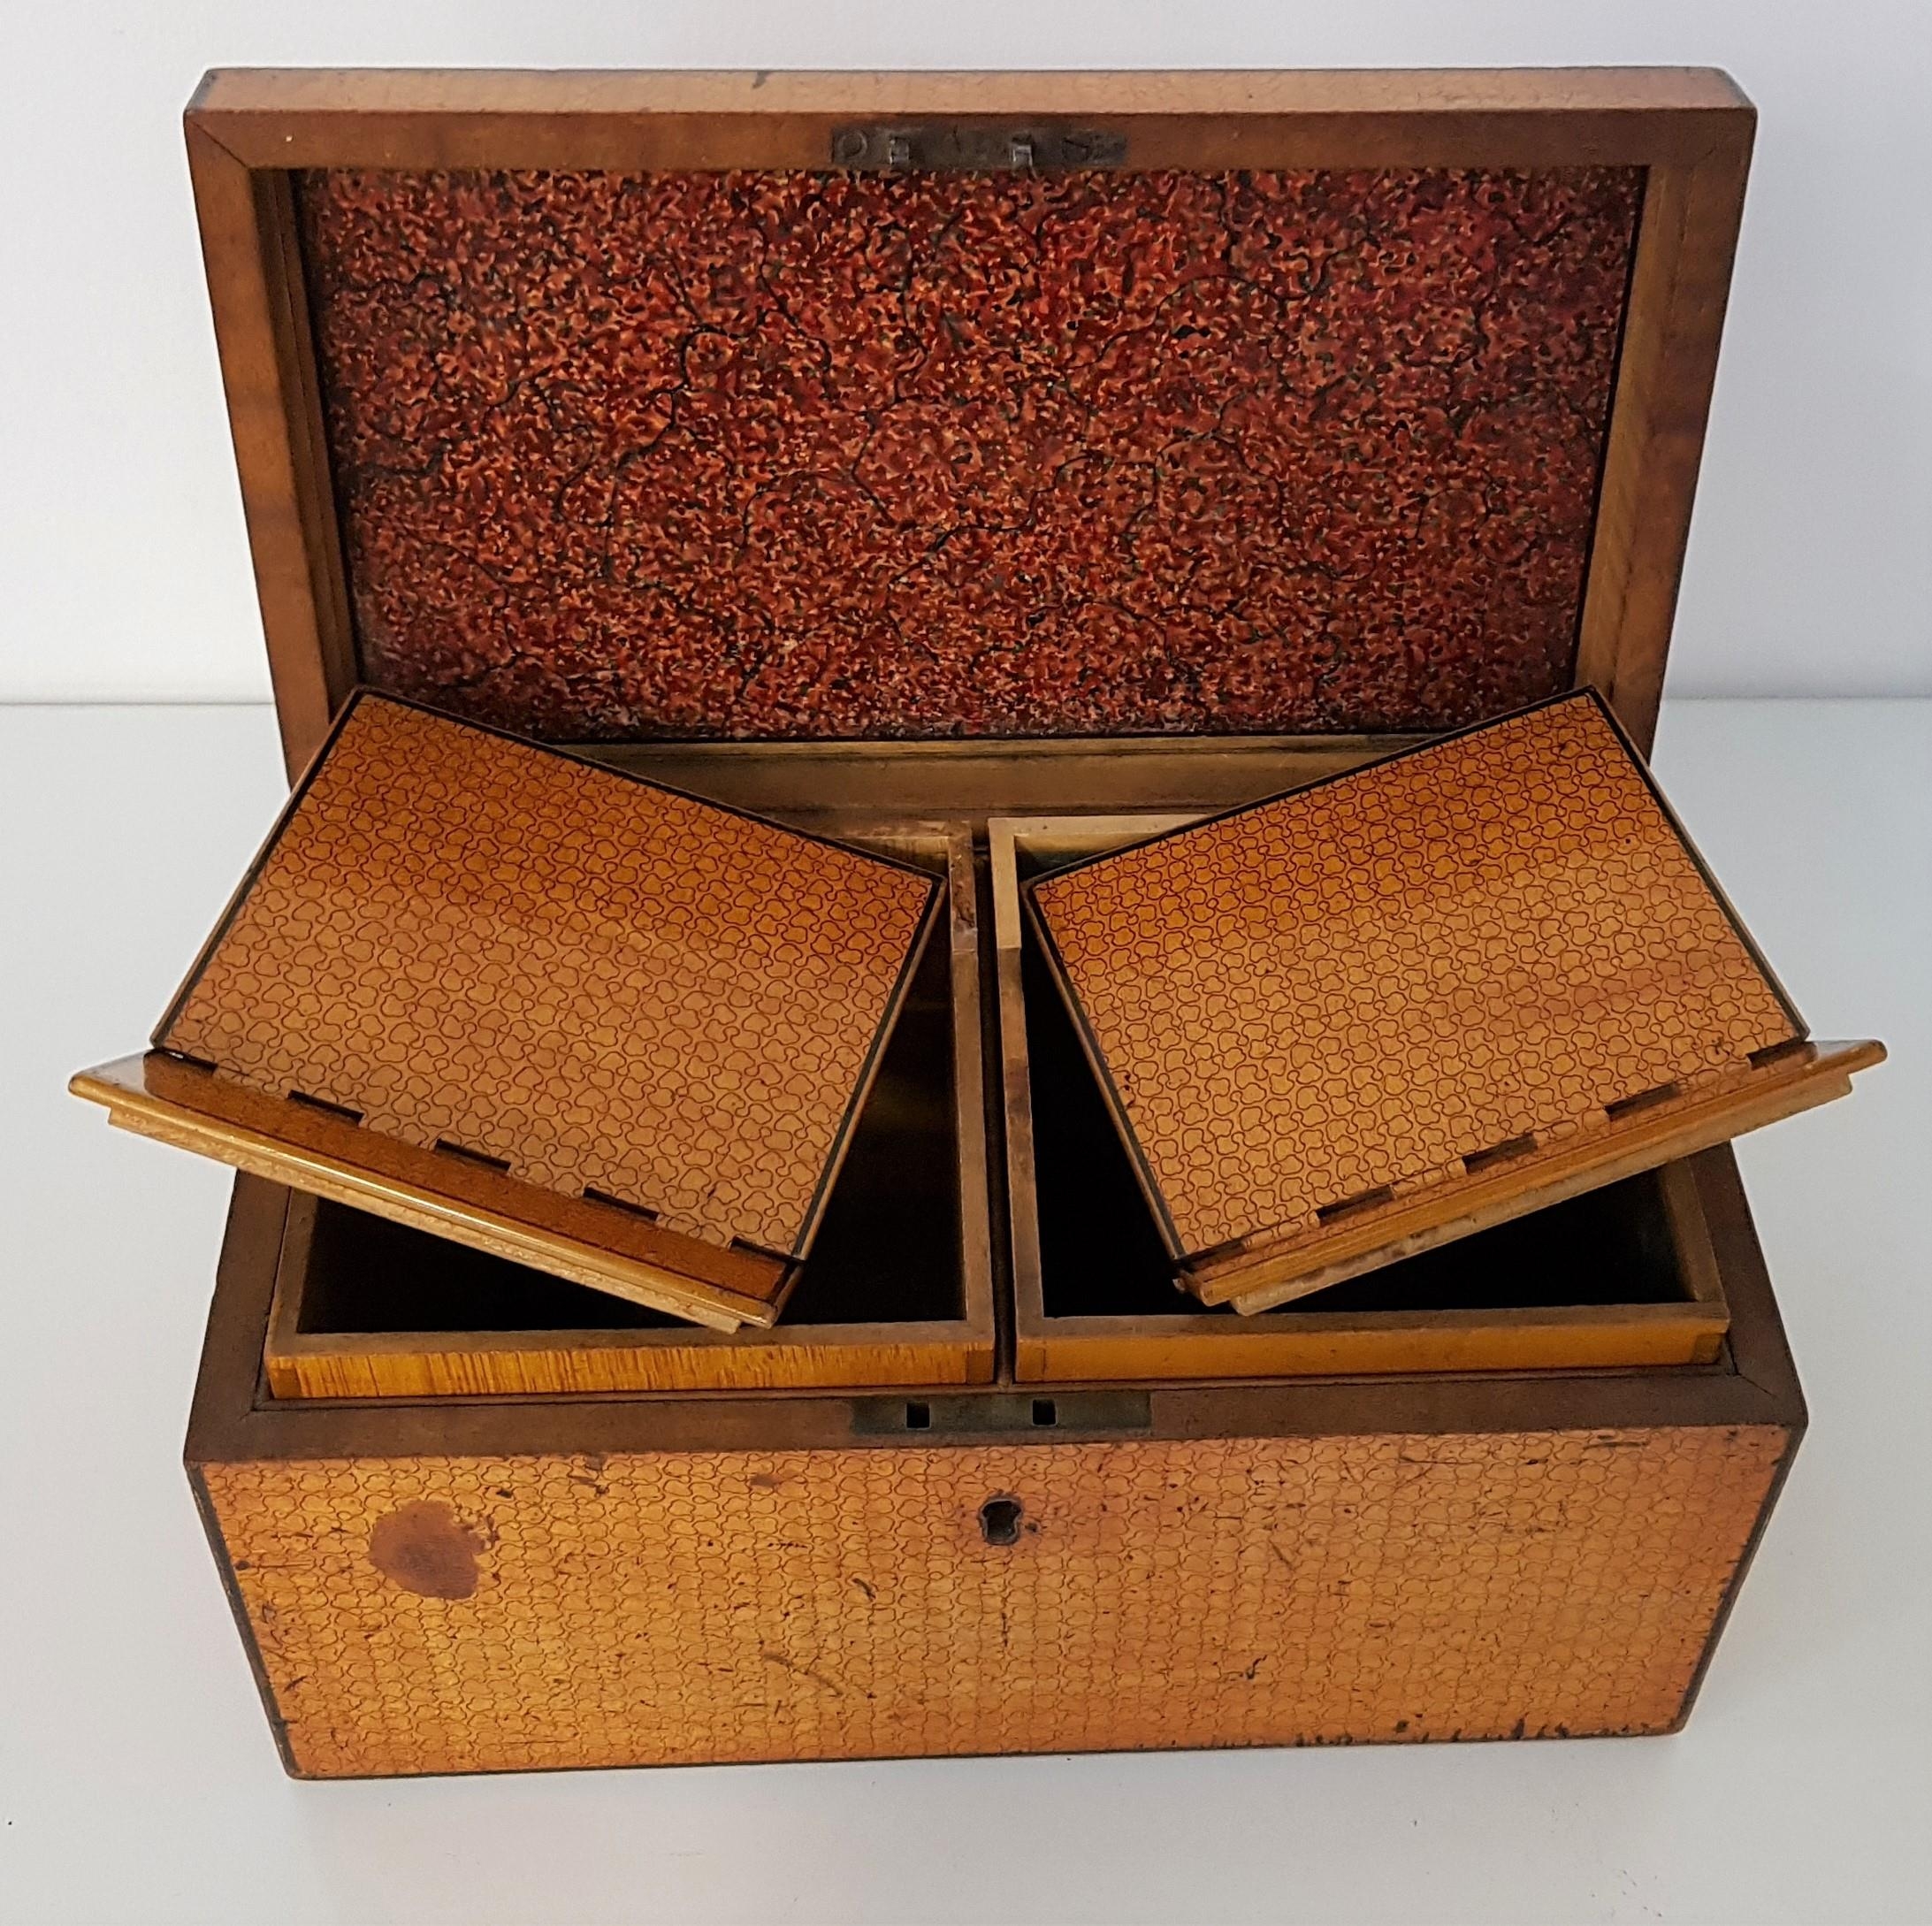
[2,698,1928,1925]
[0,1,1929,702]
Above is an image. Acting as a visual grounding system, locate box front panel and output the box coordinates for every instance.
[202,1425,1785,1777]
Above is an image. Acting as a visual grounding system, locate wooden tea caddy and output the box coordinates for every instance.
[157,67,1860,1776]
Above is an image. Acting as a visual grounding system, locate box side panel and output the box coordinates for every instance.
[202,1425,1786,1777]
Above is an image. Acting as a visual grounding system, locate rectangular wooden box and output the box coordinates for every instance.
[194,1141,1802,1776]
[157,66,1834,1775]
[184,733,1807,1776]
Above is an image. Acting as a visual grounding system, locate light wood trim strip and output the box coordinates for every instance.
[597,738,1406,822]
[265,1345,990,1399]
[1210,1041,1883,1313]
[73,1054,788,1331]
[940,829,999,1357]
[189,68,1750,170]
[989,817,1049,1367]
[1657,1158,1727,1315]
[1017,1303,1729,1385]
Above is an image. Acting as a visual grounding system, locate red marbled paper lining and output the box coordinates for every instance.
[297,166,1641,741]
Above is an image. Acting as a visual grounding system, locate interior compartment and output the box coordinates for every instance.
[994,814,1730,1381]
[296,927,965,1334]
[1023,930,1699,1321]
[263,823,994,1397]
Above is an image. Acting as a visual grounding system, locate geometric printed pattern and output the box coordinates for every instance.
[202,1425,1789,1777]
[297,164,1641,742]
[1030,696,1800,1257]
[161,696,935,1252]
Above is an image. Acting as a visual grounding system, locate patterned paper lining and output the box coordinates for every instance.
[299,164,1642,741]
[1030,697,1798,1255]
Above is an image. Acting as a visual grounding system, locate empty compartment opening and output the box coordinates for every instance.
[294,929,964,1334]
[1018,921,1698,1320]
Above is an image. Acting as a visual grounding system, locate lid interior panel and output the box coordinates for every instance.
[295,163,1644,743]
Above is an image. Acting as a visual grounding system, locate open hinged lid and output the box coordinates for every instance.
[185,67,1759,776]
[1025,692,1883,1311]
[73,693,941,1329]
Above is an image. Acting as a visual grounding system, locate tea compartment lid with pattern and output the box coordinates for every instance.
[1025,692,1884,1313]
[71,693,943,1331]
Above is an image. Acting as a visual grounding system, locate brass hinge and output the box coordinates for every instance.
[829,124,1128,172]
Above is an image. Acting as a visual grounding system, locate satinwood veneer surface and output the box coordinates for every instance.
[203,1423,1785,1776]
[75,692,938,1326]
[1027,691,1880,1308]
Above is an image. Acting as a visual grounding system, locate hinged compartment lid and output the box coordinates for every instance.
[185,68,1757,774]
[73,693,941,1329]
[1026,691,1882,1311]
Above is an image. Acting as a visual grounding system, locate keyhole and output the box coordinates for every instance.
[979,1496,1023,1547]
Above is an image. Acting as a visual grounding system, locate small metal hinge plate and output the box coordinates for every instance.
[829,124,1128,172]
